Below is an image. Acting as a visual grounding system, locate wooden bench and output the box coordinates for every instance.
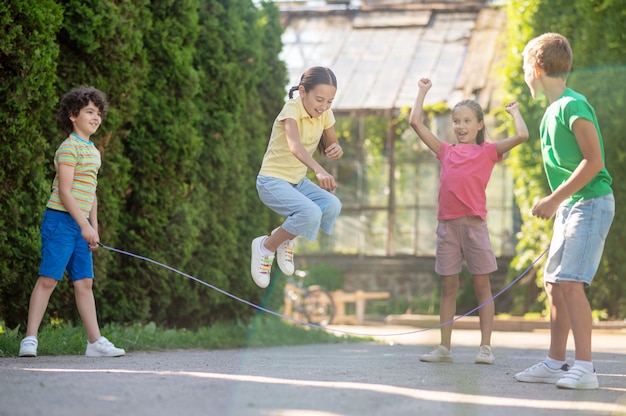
[330,290,390,325]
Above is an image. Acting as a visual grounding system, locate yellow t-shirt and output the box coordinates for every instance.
[259,97,335,184]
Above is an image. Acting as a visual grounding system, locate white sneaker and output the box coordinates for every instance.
[514,361,569,384]
[277,240,295,276]
[556,366,599,390]
[475,345,495,364]
[271,228,295,276]
[19,336,38,357]
[85,336,125,357]
[251,236,274,288]
[420,345,453,363]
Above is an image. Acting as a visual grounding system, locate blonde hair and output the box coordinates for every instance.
[523,33,572,79]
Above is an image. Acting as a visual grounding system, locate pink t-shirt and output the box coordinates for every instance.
[437,141,501,221]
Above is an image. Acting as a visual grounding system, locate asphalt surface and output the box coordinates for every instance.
[1,325,625,416]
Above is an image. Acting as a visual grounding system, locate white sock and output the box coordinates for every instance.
[544,356,567,370]
[259,237,274,256]
[573,360,594,373]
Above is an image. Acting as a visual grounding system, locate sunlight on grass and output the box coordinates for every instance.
[0,316,368,357]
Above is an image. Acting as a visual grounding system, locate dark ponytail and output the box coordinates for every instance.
[288,85,299,99]
[287,66,337,99]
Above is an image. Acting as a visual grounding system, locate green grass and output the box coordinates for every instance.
[0,316,370,357]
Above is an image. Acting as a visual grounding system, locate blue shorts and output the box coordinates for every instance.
[256,175,341,241]
[435,216,497,276]
[38,209,94,281]
[544,194,614,286]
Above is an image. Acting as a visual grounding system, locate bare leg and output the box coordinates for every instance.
[439,275,459,349]
[546,282,571,361]
[559,281,592,361]
[25,276,58,337]
[73,278,101,343]
[473,274,494,346]
[263,226,296,252]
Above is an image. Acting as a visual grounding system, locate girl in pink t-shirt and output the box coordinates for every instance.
[409,78,528,365]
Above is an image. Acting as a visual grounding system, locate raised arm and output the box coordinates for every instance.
[409,78,441,154]
[496,101,529,155]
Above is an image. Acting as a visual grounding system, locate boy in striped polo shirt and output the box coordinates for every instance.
[19,87,124,358]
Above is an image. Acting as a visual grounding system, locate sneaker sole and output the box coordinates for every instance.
[276,244,295,276]
[276,260,294,276]
[513,375,560,384]
[556,378,599,390]
[85,352,125,357]
[19,352,37,357]
[420,357,453,363]
[475,358,495,365]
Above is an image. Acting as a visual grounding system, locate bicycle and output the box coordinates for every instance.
[283,270,335,326]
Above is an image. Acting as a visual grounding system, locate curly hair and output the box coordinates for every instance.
[57,86,108,133]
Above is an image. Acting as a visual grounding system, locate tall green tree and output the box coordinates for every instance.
[0,0,63,327]
[116,0,205,325]
[186,0,287,324]
[0,0,287,329]
[503,0,626,318]
[41,0,151,324]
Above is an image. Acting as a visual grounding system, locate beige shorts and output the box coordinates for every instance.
[435,216,497,276]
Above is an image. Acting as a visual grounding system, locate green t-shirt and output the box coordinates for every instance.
[540,88,612,206]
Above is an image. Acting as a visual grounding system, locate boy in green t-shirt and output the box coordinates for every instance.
[513,33,614,390]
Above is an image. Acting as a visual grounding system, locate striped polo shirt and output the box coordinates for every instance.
[47,134,101,218]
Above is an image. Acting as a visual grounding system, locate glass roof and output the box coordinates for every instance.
[280,8,480,112]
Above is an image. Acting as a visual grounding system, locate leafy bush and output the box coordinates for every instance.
[0,0,287,330]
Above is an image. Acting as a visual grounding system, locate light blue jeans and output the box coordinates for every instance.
[544,194,614,286]
[256,175,342,241]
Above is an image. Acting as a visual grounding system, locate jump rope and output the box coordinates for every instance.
[98,242,548,338]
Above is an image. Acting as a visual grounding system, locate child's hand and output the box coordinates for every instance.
[89,232,100,251]
[531,195,559,220]
[418,78,432,92]
[80,224,100,250]
[505,101,520,114]
[325,143,343,160]
[316,171,337,192]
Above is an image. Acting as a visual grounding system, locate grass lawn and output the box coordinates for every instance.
[0,316,369,357]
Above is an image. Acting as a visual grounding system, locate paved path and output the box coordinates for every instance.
[1,326,625,416]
